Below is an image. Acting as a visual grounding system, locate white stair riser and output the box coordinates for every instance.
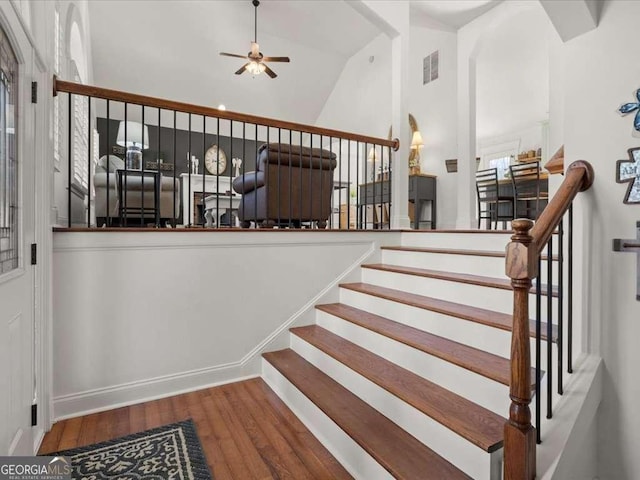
[400,232,560,254]
[361,268,559,321]
[262,360,394,480]
[290,335,501,480]
[315,311,510,416]
[338,288,554,365]
[381,249,559,279]
[400,232,513,250]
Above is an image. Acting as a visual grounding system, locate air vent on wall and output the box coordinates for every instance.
[423,50,439,85]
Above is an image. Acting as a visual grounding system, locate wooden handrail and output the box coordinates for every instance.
[53,76,400,151]
[504,160,593,480]
[530,160,593,254]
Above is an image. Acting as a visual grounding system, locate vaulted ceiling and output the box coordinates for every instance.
[88,1,505,127]
[88,0,381,125]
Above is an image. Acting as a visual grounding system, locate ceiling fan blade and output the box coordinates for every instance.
[220,52,249,59]
[235,63,250,75]
[263,64,277,79]
[262,56,290,63]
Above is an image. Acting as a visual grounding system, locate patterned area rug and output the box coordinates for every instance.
[49,419,212,479]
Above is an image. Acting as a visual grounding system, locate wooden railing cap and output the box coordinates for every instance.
[567,160,594,192]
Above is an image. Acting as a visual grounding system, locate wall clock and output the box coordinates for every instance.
[205,145,227,175]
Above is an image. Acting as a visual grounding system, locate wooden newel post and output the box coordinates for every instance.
[504,218,537,480]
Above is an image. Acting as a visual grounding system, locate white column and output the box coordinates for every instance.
[456,56,477,229]
[353,1,411,229]
[390,22,411,229]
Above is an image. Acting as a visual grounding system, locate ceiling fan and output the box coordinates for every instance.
[219,0,290,79]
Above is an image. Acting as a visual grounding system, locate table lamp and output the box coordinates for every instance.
[410,130,424,175]
[116,121,149,170]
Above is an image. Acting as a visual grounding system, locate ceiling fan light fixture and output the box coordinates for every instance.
[247,61,266,75]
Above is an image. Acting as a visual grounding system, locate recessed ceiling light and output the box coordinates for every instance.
[218,104,226,111]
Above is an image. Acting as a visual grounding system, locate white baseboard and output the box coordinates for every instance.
[53,360,260,420]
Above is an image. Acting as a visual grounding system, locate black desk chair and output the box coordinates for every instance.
[509,161,548,220]
[476,168,514,229]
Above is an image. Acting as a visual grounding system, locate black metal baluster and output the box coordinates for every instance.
[267,126,270,228]
[356,141,360,230]
[173,110,177,226]
[87,96,91,227]
[308,133,313,229]
[277,127,281,227]
[536,253,542,444]
[124,104,128,226]
[106,100,110,227]
[288,130,292,228]
[216,117,220,229]
[67,93,72,227]
[364,142,368,228]
[347,140,351,230]
[202,115,206,228]
[254,124,258,228]
[328,138,333,229]
[320,134,324,229]
[299,131,303,228]
[388,145,392,228]
[546,235,553,419]
[157,107,161,228]
[568,203,573,373]
[141,106,145,227]
[241,121,246,229]
[229,120,233,226]
[187,113,192,227]
[338,138,342,229]
[558,217,564,394]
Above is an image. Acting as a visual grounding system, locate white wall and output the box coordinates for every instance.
[561,1,640,477]
[409,26,458,228]
[315,33,392,139]
[475,5,555,145]
[51,230,401,419]
[316,27,459,228]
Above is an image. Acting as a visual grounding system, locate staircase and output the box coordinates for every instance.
[261,231,559,479]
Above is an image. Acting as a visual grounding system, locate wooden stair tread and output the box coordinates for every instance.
[382,245,558,261]
[291,324,506,452]
[263,349,471,480]
[316,303,524,387]
[340,282,558,343]
[362,263,559,297]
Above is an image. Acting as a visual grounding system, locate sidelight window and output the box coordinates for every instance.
[0,26,18,274]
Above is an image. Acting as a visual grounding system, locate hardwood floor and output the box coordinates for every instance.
[39,378,352,480]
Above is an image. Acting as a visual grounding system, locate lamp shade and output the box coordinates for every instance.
[410,130,424,149]
[367,147,377,162]
[116,121,149,149]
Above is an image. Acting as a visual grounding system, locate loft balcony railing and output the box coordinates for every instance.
[503,160,594,479]
[53,76,399,230]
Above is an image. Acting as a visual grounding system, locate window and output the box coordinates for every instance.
[489,156,512,179]
[53,8,63,168]
[71,64,89,190]
[0,27,18,274]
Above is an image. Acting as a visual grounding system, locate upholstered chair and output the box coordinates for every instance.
[232,143,337,228]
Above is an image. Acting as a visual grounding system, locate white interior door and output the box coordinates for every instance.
[0,5,37,456]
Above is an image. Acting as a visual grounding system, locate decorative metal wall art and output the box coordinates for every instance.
[616,147,640,204]
[618,88,640,132]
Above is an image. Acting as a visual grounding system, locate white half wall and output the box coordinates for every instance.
[52,230,401,419]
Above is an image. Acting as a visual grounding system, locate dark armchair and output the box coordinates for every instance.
[232,143,337,228]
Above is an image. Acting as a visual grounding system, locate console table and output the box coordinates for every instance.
[180,173,239,226]
[358,174,437,229]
